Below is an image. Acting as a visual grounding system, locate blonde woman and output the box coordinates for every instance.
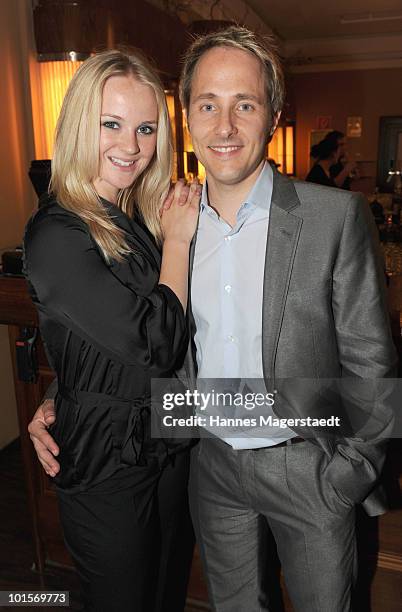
[24,49,200,612]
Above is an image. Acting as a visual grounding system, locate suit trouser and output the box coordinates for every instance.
[58,449,194,612]
[189,437,357,612]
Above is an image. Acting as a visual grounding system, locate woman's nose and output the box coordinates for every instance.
[120,129,140,155]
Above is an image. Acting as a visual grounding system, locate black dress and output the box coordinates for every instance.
[23,198,194,612]
[305,163,337,188]
[330,161,351,190]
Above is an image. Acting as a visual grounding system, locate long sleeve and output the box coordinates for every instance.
[332,193,397,378]
[324,193,397,503]
[24,209,188,371]
[42,377,58,401]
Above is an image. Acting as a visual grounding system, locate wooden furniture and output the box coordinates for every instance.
[0,276,70,572]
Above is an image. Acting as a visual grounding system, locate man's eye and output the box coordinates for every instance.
[102,121,119,129]
[238,103,253,111]
[201,104,214,112]
[137,125,155,135]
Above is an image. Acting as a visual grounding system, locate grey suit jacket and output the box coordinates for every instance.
[184,167,397,517]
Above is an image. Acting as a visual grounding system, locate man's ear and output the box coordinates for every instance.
[269,111,281,137]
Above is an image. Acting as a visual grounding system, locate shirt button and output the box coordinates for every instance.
[224,236,232,242]
[224,284,232,293]
[227,335,236,342]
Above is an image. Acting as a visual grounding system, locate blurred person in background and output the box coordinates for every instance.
[325,130,359,190]
[306,137,339,187]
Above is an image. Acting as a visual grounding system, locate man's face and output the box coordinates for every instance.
[187,46,278,190]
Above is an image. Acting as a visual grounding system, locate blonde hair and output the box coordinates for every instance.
[51,48,172,261]
[180,26,285,126]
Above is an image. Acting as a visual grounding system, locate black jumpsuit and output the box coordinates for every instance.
[23,198,194,612]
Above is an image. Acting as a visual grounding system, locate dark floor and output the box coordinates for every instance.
[1,439,401,611]
[0,439,206,612]
[0,439,83,611]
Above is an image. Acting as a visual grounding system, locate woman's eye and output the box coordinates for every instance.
[102,121,119,129]
[137,124,154,135]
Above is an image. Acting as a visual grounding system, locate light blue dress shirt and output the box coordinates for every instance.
[191,162,295,449]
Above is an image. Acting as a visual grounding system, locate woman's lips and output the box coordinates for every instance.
[109,156,136,170]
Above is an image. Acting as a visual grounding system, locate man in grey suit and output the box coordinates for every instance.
[177,26,396,612]
[29,26,396,612]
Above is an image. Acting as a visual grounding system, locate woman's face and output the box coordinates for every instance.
[94,74,158,203]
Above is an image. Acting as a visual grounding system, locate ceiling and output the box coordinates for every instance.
[245,0,402,40]
[151,0,402,71]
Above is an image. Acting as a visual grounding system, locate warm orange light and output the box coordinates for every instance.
[285,126,294,175]
[165,92,178,181]
[182,111,193,153]
[268,125,295,175]
[165,93,176,147]
[31,60,83,159]
[269,128,284,171]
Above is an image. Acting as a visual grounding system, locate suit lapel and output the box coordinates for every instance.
[262,170,303,383]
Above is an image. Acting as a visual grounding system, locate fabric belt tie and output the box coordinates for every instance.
[58,385,150,467]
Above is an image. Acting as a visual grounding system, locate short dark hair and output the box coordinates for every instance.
[324,130,345,145]
[310,138,339,161]
[179,25,285,125]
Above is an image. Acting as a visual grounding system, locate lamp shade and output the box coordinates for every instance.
[33,0,108,60]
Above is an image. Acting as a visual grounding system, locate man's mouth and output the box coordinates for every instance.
[208,145,242,153]
[109,156,136,167]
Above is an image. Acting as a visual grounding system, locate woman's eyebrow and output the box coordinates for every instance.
[101,113,123,119]
[101,114,158,124]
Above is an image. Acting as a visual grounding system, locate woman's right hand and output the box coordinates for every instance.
[28,400,60,477]
[158,180,201,310]
[160,180,201,245]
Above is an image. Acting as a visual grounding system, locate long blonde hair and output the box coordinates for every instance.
[51,48,172,261]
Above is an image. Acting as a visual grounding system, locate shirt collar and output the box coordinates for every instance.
[245,161,273,211]
[200,161,273,216]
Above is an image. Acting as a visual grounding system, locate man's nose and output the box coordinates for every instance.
[215,108,238,139]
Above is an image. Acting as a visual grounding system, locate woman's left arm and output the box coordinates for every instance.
[24,212,188,370]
